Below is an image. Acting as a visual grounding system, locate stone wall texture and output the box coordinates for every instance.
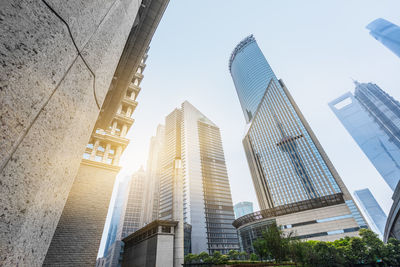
[43,160,119,266]
[0,0,141,265]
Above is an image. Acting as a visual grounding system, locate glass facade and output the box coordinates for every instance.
[244,79,341,208]
[366,18,400,58]
[230,35,367,246]
[229,35,279,123]
[118,168,147,240]
[354,188,387,237]
[158,102,239,254]
[329,82,400,191]
[102,178,130,257]
[234,202,254,219]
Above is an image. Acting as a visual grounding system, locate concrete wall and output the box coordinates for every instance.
[0,1,141,265]
[43,160,120,266]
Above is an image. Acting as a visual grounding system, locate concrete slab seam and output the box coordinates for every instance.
[0,55,80,173]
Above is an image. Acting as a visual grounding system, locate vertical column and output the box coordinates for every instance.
[121,124,128,137]
[90,140,100,161]
[130,91,136,100]
[126,107,132,117]
[117,104,123,114]
[113,146,123,166]
[102,143,111,163]
[111,121,118,135]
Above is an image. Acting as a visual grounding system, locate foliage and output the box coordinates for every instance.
[252,223,400,267]
[249,253,259,261]
[183,228,400,266]
[253,222,293,262]
[239,251,248,260]
[228,249,240,260]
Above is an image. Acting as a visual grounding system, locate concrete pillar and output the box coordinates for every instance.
[121,124,128,137]
[126,107,132,117]
[111,121,118,135]
[113,146,123,166]
[117,104,123,114]
[0,1,143,265]
[90,140,100,161]
[102,143,111,163]
[173,158,184,267]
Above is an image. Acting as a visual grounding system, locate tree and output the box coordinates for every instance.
[228,250,239,260]
[198,251,211,263]
[249,253,259,261]
[384,238,400,265]
[253,222,292,262]
[184,253,198,264]
[239,251,248,260]
[359,228,385,264]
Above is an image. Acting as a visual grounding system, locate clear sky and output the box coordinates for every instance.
[99,1,400,256]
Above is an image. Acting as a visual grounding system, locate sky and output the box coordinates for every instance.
[99,0,400,256]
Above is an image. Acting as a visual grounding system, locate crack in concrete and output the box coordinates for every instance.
[41,0,101,110]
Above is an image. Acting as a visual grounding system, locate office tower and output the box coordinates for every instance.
[354,188,387,237]
[229,35,367,247]
[102,168,147,267]
[1,1,169,265]
[234,202,254,219]
[102,176,130,258]
[329,82,400,191]
[44,50,149,266]
[118,167,147,240]
[144,124,165,224]
[159,101,239,254]
[366,18,400,58]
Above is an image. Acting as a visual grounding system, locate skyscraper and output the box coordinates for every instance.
[118,167,147,240]
[102,176,131,258]
[234,202,254,219]
[144,124,165,224]
[230,35,367,245]
[366,18,400,58]
[329,82,400,191]
[354,188,387,237]
[159,101,239,254]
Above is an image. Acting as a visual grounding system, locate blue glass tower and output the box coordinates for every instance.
[329,82,400,191]
[354,188,387,237]
[229,35,279,123]
[366,18,400,58]
[229,35,367,242]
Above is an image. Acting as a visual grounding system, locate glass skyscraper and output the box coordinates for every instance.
[329,82,400,191]
[366,18,400,58]
[158,101,239,254]
[354,188,387,237]
[230,35,367,244]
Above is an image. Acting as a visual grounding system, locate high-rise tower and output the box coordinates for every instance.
[144,124,165,224]
[329,82,400,191]
[366,18,400,58]
[354,188,387,238]
[229,35,367,248]
[158,101,239,254]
